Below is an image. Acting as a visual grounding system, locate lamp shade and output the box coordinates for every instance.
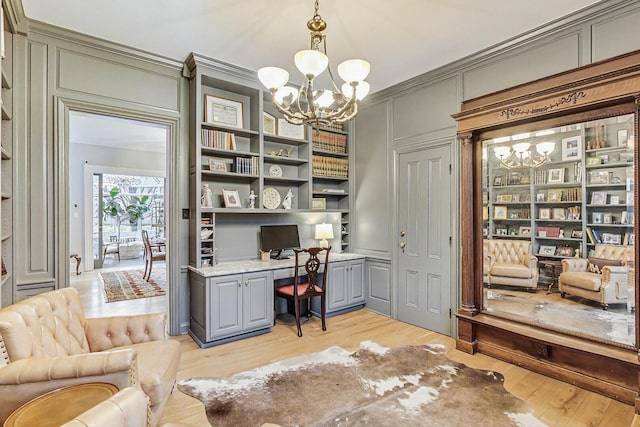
[341,81,370,100]
[536,141,555,155]
[274,86,299,106]
[494,146,511,159]
[338,59,370,83]
[258,67,289,90]
[315,223,334,239]
[294,49,329,78]
[314,90,335,108]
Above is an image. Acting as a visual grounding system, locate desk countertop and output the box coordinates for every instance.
[188,252,365,278]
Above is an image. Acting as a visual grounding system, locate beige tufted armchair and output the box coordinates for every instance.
[559,244,633,309]
[484,239,539,290]
[0,287,180,426]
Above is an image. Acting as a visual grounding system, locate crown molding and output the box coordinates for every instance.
[3,0,28,34]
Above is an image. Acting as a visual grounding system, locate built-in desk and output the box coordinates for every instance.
[187,253,365,348]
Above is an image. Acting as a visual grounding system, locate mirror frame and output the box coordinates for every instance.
[453,50,640,408]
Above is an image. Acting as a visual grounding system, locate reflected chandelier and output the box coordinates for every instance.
[494,141,555,169]
[257,0,370,130]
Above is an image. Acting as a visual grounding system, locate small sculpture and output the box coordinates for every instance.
[201,183,213,207]
[284,147,293,157]
[249,190,257,209]
[282,189,294,210]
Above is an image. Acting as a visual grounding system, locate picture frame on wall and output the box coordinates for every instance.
[263,112,277,135]
[561,136,582,161]
[222,189,242,208]
[205,95,244,128]
[277,119,305,139]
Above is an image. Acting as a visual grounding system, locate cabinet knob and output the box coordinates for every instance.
[237,280,242,287]
[245,281,249,286]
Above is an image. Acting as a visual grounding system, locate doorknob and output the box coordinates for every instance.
[400,231,405,237]
[400,242,406,253]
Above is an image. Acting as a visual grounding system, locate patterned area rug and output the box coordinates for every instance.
[178,341,545,427]
[100,269,165,303]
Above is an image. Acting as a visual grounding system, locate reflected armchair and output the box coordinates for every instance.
[484,239,538,290]
[559,245,633,309]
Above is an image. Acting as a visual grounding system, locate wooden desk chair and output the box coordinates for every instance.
[142,230,166,281]
[275,247,330,337]
[102,235,120,261]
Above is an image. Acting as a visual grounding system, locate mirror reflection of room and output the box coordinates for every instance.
[482,113,635,347]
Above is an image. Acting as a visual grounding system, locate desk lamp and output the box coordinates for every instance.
[315,223,334,248]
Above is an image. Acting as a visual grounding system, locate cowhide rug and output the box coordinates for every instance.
[178,341,545,427]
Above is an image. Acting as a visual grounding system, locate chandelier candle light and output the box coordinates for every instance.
[493,134,556,169]
[258,0,370,130]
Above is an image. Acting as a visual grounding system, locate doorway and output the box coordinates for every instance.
[397,144,452,335]
[68,111,168,317]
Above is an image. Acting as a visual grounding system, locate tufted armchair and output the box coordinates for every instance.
[559,245,633,309]
[0,287,180,426]
[61,386,151,427]
[484,239,538,290]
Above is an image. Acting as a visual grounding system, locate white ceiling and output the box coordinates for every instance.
[22,0,602,94]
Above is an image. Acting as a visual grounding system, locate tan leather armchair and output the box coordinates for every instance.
[62,386,151,427]
[559,245,632,309]
[0,288,180,426]
[484,239,538,290]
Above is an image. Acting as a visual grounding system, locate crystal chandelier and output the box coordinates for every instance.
[257,0,370,130]
[494,141,556,169]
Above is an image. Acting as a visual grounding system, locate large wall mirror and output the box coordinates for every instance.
[481,112,636,348]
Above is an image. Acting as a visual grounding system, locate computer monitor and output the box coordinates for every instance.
[260,224,301,260]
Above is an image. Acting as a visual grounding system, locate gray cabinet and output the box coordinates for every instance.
[319,259,365,316]
[189,270,273,347]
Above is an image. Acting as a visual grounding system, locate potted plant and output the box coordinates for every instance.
[102,186,124,222]
[125,195,151,228]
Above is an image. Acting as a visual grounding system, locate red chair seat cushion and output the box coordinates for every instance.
[276,283,323,297]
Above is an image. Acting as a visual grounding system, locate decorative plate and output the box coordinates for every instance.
[269,164,283,177]
[262,187,281,209]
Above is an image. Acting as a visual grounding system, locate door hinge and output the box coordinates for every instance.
[449,164,452,174]
[449,308,452,318]
[449,236,452,246]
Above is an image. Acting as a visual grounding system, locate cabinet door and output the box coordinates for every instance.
[242,271,274,331]
[348,260,365,305]
[208,274,243,340]
[327,261,349,311]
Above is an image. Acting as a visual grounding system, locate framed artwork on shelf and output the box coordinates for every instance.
[208,157,227,172]
[617,129,629,147]
[536,192,545,202]
[547,188,562,202]
[539,208,551,220]
[204,95,244,128]
[311,198,327,210]
[588,170,610,185]
[552,208,566,220]
[602,233,621,245]
[482,206,489,220]
[590,191,607,205]
[263,112,277,135]
[556,246,575,257]
[493,176,503,186]
[624,233,635,246]
[506,172,522,185]
[222,189,242,208]
[519,226,531,237]
[571,230,583,239]
[496,194,512,203]
[547,168,565,184]
[561,136,582,161]
[603,213,613,224]
[495,228,508,236]
[277,119,305,139]
[610,195,620,205]
[592,212,604,224]
[539,246,556,256]
[585,157,601,166]
[493,206,507,220]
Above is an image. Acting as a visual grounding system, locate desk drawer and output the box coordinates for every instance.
[273,265,325,280]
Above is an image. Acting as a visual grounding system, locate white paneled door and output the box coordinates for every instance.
[397,145,452,335]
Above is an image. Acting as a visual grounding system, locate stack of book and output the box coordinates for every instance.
[233,157,258,175]
[312,130,347,154]
[201,129,236,150]
[312,155,348,178]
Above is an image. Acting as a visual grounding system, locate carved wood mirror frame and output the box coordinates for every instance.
[453,50,640,409]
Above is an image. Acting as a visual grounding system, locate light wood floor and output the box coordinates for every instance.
[159,310,640,427]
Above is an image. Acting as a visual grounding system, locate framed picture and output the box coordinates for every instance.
[592,212,604,224]
[552,208,566,220]
[277,119,305,139]
[590,191,607,205]
[519,226,531,237]
[495,228,508,236]
[492,176,503,187]
[482,205,489,220]
[512,194,520,202]
[539,208,551,220]
[496,194,512,203]
[561,136,582,161]
[263,112,277,135]
[204,95,244,128]
[603,212,612,224]
[617,129,629,147]
[539,245,556,256]
[588,170,610,185]
[311,198,326,210]
[536,192,545,202]
[547,168,565,184]
[571,230,583,239]
[547,188,562,202]
[610,195,620,205]
[625,233,635,246]
[493,205,508,220]
[222,189,242,208]
[208,157,227,172]
[585,157,601,166]
[602,233,621,245]
[556,246,575,257]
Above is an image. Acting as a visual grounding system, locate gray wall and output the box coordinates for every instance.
[68,142,166,262]
[353,0,640,320]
